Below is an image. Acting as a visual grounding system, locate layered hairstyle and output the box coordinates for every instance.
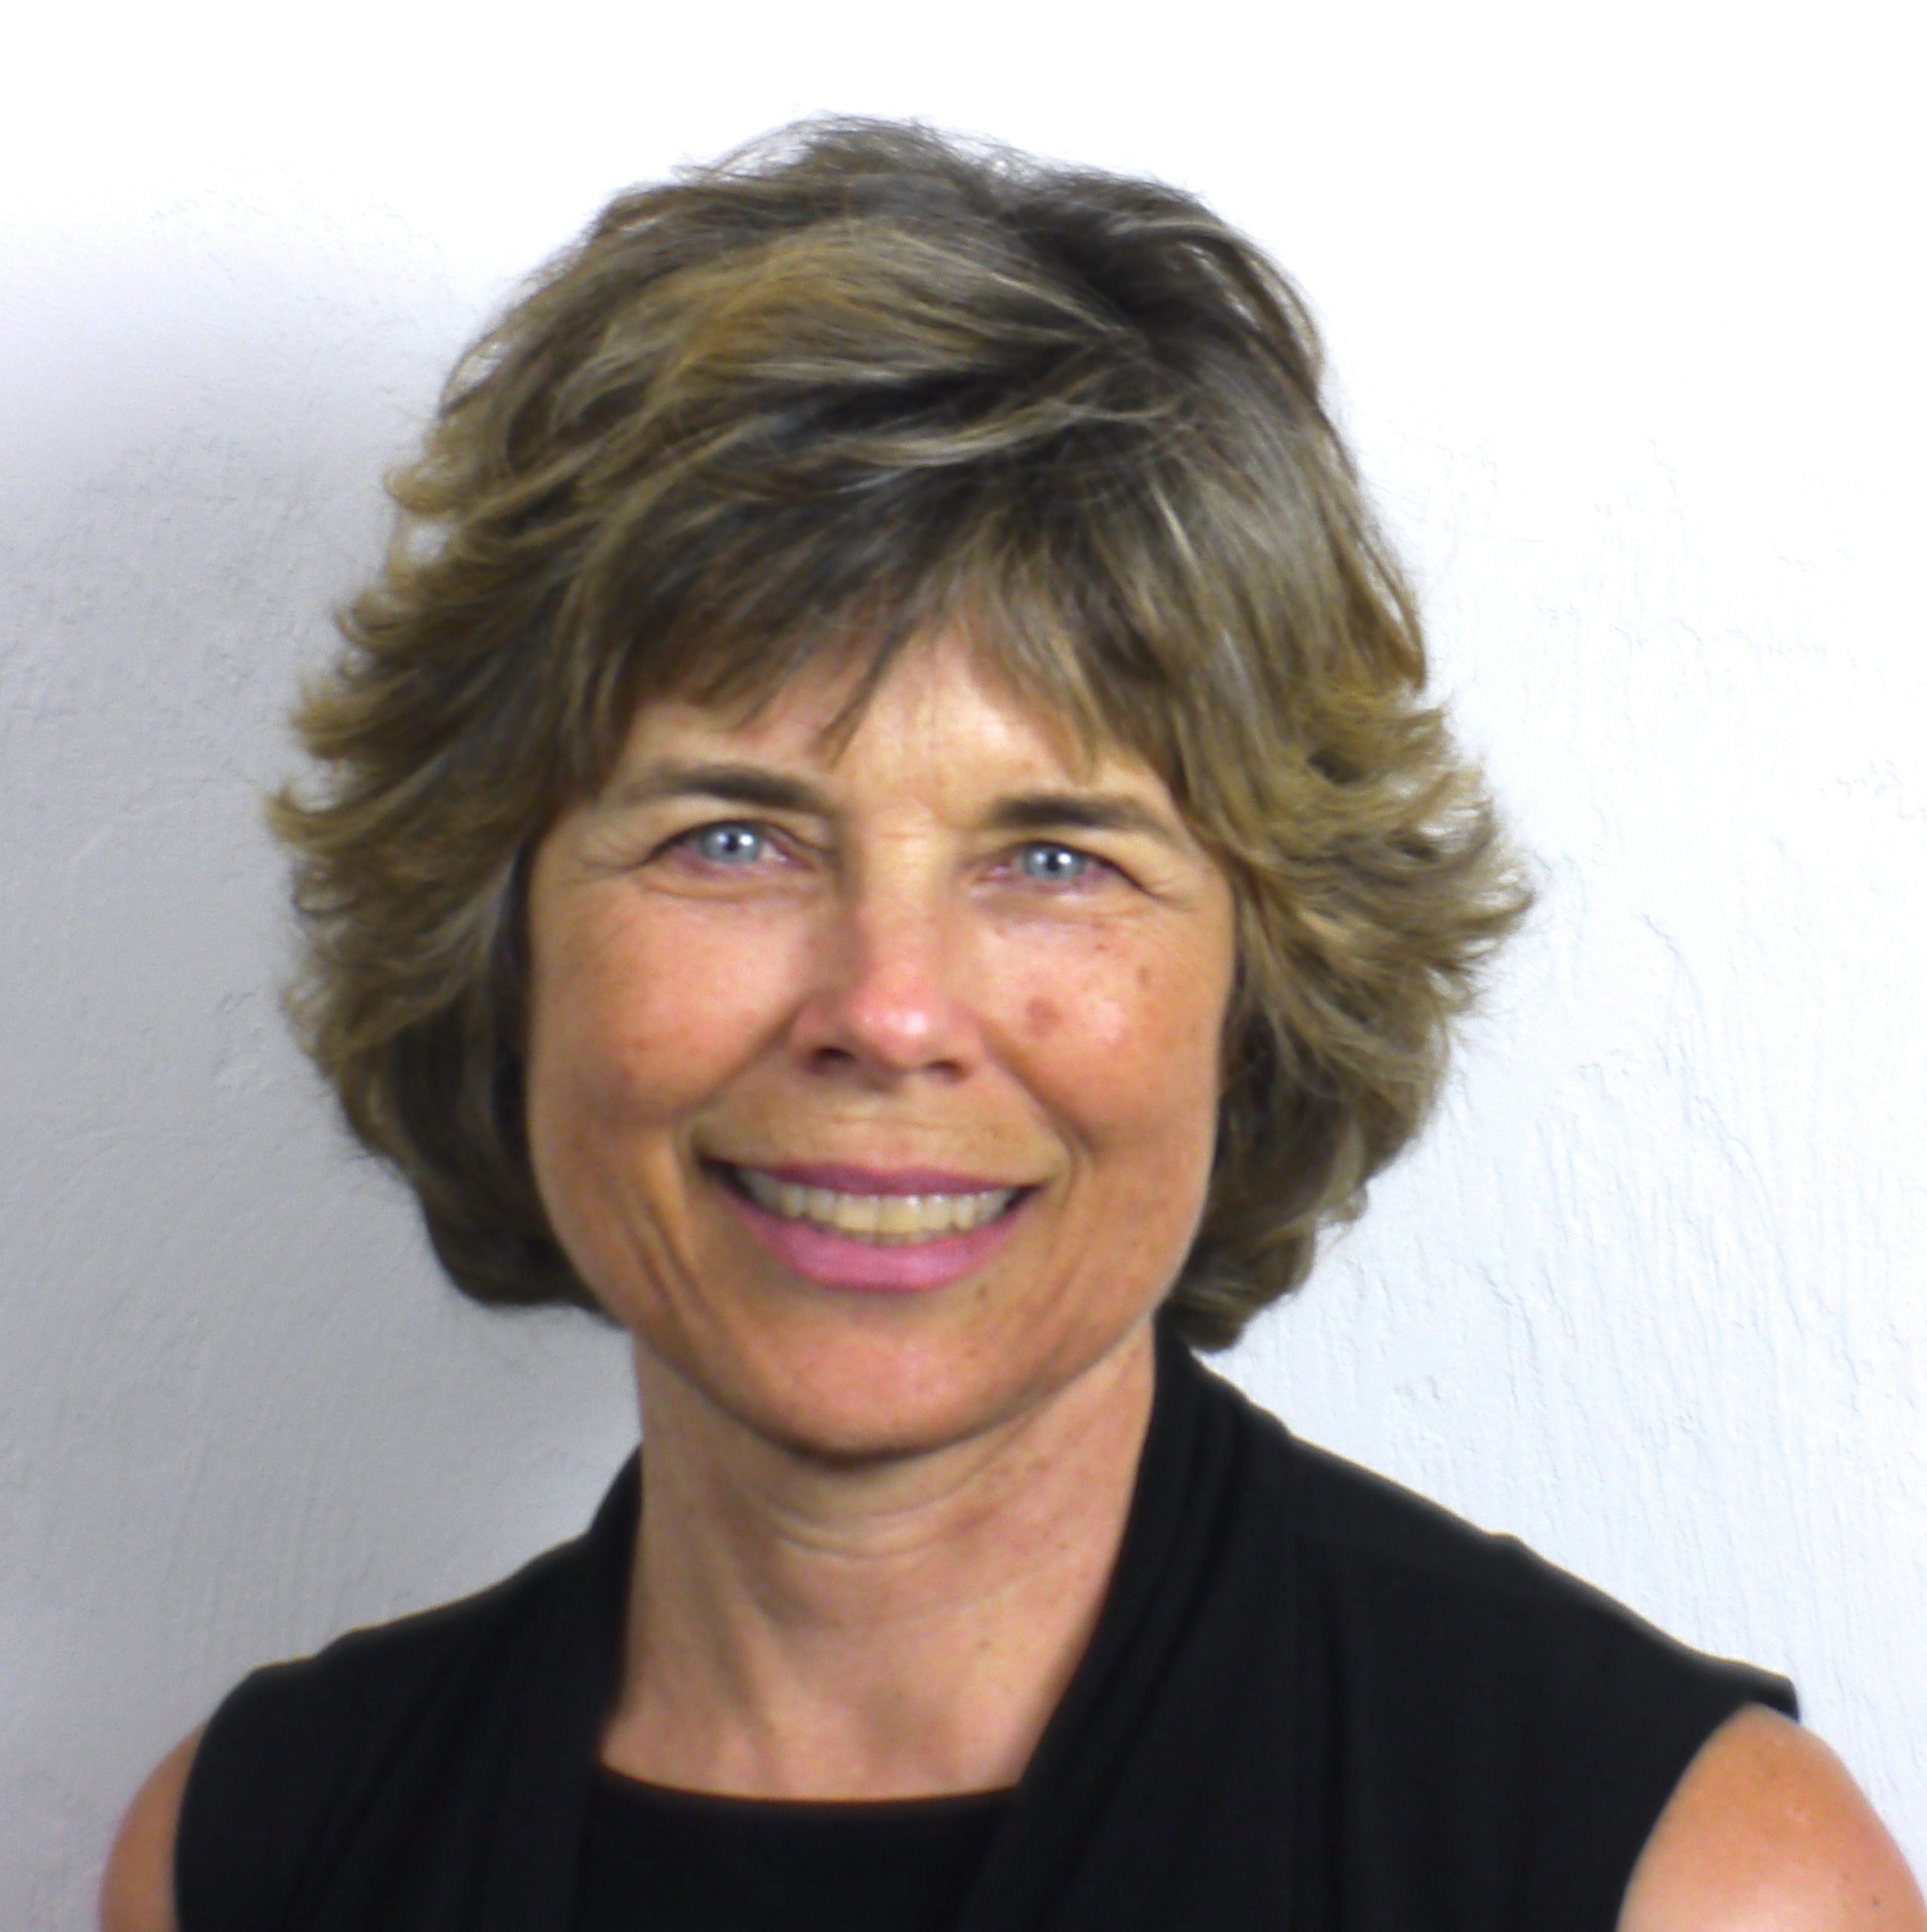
[269,117,1531,1350]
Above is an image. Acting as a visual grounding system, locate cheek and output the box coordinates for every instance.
[527,902,793,1133]
[1023,995,1061,1038]
[1008,934,1229,1157]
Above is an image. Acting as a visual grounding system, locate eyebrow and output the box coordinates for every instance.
[603,761,1189,850]
[980,792,1185,848]
[606,761,826,817]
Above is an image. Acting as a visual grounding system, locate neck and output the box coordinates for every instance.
[601,1321,1156,1801]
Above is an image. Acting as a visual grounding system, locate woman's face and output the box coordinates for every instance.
[525,632,1237,1461]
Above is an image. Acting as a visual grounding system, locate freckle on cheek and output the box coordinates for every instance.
[1025,997,1060,1036]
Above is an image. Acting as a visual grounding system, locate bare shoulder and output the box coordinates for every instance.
[1621,1705,1925,1930]
[100,1727,205,1932]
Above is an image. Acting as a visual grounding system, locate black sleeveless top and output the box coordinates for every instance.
[577,1771,1009,1930]
[176,1324,1796,1930]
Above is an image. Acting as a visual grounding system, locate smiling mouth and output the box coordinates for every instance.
[716,1164,1025,1245]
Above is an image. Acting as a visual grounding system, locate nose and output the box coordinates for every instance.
[788,875,980,1087]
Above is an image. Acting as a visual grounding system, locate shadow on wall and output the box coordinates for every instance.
[0,196,639,1930]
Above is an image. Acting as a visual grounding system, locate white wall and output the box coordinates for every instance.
[3,0,1921,1916]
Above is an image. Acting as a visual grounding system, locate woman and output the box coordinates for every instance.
[105,118,1919,1929]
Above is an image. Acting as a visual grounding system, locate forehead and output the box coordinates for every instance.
[611,630,1143,799]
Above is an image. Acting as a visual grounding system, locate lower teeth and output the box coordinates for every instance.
[786,1213,1000,1246]
[825,1229,953,1246]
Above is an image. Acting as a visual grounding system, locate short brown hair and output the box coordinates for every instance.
[269,117,1531,1351]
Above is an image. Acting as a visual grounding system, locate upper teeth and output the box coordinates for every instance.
[734,1168,1017,1242]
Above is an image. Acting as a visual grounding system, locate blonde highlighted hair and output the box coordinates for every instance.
[269,117,1530,1350]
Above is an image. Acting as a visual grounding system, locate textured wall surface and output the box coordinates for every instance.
[3,2,1921,1918]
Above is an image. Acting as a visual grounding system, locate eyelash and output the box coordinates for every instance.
[661,821,1115,889]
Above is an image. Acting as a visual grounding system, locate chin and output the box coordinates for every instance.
[641,1300,1125,1471]
[754,1400,990,1469]
[750,1343,1039,1468]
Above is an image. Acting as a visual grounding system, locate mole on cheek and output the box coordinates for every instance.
[1025,996,1060,1036]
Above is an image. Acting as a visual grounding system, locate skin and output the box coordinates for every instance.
[1621,1708,1924,1932]
[527,632,1235,1798]
[100,633,1922,1926]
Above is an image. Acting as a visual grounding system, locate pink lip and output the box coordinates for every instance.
[726,1161,1024,1196]
[713,1169,1033,1294]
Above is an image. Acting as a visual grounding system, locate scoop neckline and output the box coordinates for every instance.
[591,1764,1017,1819]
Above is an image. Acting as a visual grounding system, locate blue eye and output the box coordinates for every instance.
[687,823,768,866]
[1017,842,1097,883]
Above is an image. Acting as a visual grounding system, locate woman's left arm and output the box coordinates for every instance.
[1621,1706,1925,1930]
